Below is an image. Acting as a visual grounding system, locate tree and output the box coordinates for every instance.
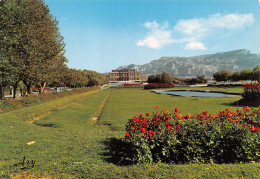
[161,72,173,83]
[0,57,19,99]
[148,73,174,83]
[196,75,208,84]
[231,71,241,82]
[213,70,232,82]
[0,0,66,97]
[252,65,260,82]
[240,69,253,81]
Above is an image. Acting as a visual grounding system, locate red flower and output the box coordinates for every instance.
[168,126,173,130]
[200,121,205,125]
[131,126,135,131]
[243,123,247,126]
[142,128,147,133]
[175,108,178,113]
[203,131,206,134]
[252,127,260,133]
[125,132,130,137]
[156,106,160,108]
[175,124,180,129]
[146,112,150,117]
[165,122,169,127]
[176,130,179,134]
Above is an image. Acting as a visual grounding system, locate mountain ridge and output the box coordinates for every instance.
[117,49,260,77]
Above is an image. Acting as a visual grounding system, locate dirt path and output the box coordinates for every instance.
[89,92,111,124]
[27,90,101,124]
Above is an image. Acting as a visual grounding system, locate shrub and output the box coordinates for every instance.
[144,83,175,89]
[242,82,260,99]
[124,107,260,164]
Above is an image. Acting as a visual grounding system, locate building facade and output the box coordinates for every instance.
[109,68,141,82]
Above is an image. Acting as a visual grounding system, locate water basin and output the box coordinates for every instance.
[160,90,241,97]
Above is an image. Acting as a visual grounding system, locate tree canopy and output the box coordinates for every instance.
[0,0,108,99]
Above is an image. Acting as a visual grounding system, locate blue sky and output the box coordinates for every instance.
[45,0,260,73]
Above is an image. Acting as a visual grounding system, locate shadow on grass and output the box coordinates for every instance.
[101,138,137,166]
[226,97,260,107]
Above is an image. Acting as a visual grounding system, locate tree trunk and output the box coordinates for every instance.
[0,85,4,99]
[13,81,19,99]
[39,82,46,94]
[23,80,32,96]
[9,86,13,96]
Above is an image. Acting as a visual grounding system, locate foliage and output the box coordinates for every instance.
[0,0,107,98]
[144,83,175,89]
[124,107,260,164]
[0,0,66,96]
[184,75,208,85]
[148,72,181,84]
[242,82,260,101]
[212,65,260,83]
[252,65,260,82]
[213,70,232,82]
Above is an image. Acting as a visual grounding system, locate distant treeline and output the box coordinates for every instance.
[0,0,107,99]
[147,72,207,85]
[213,66,260,83]
[147,65,260,85]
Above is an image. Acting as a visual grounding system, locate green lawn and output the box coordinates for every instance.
[0,88,259,178]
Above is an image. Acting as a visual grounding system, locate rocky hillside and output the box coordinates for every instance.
[118,49,260,77]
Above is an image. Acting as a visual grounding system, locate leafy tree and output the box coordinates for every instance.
[161,72,173,83]
[0,0,66,97]
[240,69,253,81]
[231,71,242,82]
[0,57,19,99]
[252,65,260,82]
[196,75,208,84]
[213,70,232,82]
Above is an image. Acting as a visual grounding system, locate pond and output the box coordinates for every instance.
[160,90,242,97]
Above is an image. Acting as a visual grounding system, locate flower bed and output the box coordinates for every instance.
[242,82,260,99]
[123,84,143,88]
[144,83,175,89]
[124,106,260,164]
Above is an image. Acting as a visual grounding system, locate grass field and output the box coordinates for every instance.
[0,87,259,178]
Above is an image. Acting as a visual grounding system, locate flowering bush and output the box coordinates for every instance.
[242,82,260,99]
[124,107,260,164]
[144,83,175,89]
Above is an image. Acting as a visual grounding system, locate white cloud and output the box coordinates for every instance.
[185,41,206,50]
[137,36,160,49]
[174,13,254,36]
[137,13,254,50]
[137,21,175,49]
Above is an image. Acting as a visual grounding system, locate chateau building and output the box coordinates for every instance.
[109,68,140,82]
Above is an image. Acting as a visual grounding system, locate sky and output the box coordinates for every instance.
[45,0,260,73]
